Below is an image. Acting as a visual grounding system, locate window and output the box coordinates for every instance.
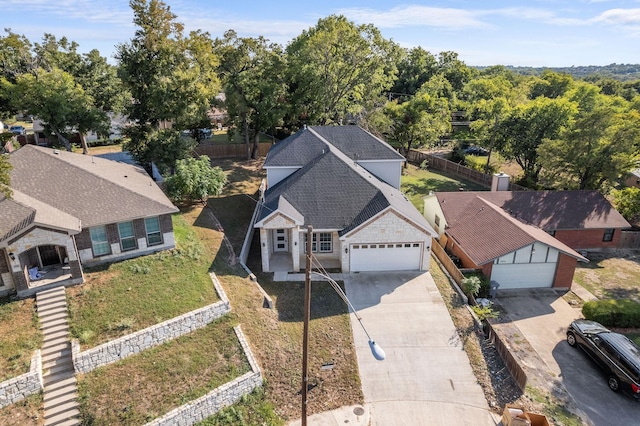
[304,232,332,253]
[603,228,615,242]
[90,226,110,256]
[118,222,136,251]
[145,217,163,246]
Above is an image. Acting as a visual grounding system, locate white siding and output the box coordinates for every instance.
[358,160,403,189]
[266,167,300,187]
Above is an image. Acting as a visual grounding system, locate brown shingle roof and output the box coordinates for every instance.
[444,195,585,265]
[9,145,178,227]
[436,190,630,230]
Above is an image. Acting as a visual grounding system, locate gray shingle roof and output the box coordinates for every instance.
[9,145,178,227]
[263,125,404,168]
[258,127,434,237]
[0,195,35,243]
[436,190,630,230]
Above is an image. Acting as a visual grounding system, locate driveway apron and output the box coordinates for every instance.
[344,272,495,425]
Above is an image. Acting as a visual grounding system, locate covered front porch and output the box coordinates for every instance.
[269,252,343,282]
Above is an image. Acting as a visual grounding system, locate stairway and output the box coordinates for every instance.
[36,287,80,426]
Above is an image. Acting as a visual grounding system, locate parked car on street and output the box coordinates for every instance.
[567,319,640,399]
[464,146,489,156]
[9,125,26,135]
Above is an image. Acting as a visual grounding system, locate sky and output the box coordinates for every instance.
[0,0,638,67]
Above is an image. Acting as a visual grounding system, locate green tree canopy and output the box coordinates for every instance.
[215,30,287,159]
[390,47,438,99]
[165,155,226,204]
[611,187,640,221]
[285,15,399,127]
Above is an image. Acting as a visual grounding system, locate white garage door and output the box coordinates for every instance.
[350,243,422,272]
[491,262,557,289]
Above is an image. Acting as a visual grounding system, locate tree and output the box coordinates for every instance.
[285,15,398,127]
[124,128,196,175]
[215,31,287,159]
[463,74,526,172]
[165,155,226,204]
[528,70,574,99]
[383,75,452,159]
[0,149,11,198]
[436,51,475,95]
[611,187,640,221]
[116,0,220,169]
[495,96,577,187]
[538,87,640,189]
[390,47,438,99]
[14,68,109,153]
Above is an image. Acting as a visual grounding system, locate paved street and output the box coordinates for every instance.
[344,272,496,425]
[498,291,640,426]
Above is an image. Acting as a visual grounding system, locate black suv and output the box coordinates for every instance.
[567,319,640,399]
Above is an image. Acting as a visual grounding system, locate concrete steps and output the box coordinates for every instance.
[36,287,80,426]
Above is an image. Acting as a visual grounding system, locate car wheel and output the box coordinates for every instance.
[608,375,620,392]
[566,332,577,347]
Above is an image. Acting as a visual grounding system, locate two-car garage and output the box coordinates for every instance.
[349,242,424,272]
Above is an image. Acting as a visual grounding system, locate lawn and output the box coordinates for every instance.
[204,159,362,423]
[77,317,249,425]
[0,298,41,381]
[67,214,220,347]
[572,252,640,301]
[401,163,487,211]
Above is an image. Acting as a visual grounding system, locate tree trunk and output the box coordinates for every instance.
[251,132,260,159]
[79,133,89,155]
[54,129,72,152]
[485,117,499,174]
[243,112,250,160]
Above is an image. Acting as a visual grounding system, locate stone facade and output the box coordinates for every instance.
[73,273,230,374]
[0,350,43,408]
[144,326,262,426]
[341,210,432,273]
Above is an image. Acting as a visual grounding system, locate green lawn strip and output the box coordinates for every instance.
[401,163,487,212]
[68,214,219,348]
[195,386,281,426]
[77,317,249,425]
[573,255,640,300]
[0,297,41,380]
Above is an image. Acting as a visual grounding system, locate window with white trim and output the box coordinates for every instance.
[145,217,163,246]
[90,226,110,256]
[118,222,137,251]
[304,232,332,253]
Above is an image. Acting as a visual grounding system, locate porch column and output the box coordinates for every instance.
[291,228,300,272]
[259,228,270,272]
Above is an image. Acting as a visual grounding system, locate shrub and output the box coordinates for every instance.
[462,276,481,297]
[165,155,226,204]
[464,154,497,174]
[471,304,499,321]
[582,299,640,328]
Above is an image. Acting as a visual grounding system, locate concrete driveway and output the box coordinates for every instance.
[498,291,640,426]
[344,272,496,425]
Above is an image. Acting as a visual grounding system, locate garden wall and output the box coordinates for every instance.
[0,350,43,408]
[72,273,231,374]
[145,326,263,426]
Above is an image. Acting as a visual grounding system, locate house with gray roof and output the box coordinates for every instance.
[0,145,178,298]
[255,125,436,274]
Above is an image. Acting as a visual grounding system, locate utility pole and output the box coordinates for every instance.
[301,225,312,426]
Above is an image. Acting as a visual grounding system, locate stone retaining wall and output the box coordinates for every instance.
[73,273,231,374]
[145,326,263,426]
[0,350,43,408]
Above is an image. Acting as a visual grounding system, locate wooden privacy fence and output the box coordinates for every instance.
[619,230,640,249]
[195,142,272,159]
[485,321,528,391]
[406,150,528,191]
[431,238,464,285]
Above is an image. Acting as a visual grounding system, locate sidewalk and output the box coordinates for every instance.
[287,405,370,426]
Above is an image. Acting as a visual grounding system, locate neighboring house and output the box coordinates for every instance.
[0,145,178,298]
[254,125,436,274]
[625,169,640,188]
[423,176,630,290]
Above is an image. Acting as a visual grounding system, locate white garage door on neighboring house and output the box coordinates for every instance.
[490,262,557,289]
[350,243,422,272]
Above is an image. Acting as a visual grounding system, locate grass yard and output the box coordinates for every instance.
[203,159,362,422]
[0,298,41,381]
[67,214,220,348]
[401,163,487,211]
[77,317,249,425]
[572,252,640,301]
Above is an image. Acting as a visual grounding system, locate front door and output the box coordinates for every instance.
[38,245,60,266]
[273,229,289,252]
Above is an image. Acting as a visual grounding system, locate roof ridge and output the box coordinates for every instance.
[19,145,175,216]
